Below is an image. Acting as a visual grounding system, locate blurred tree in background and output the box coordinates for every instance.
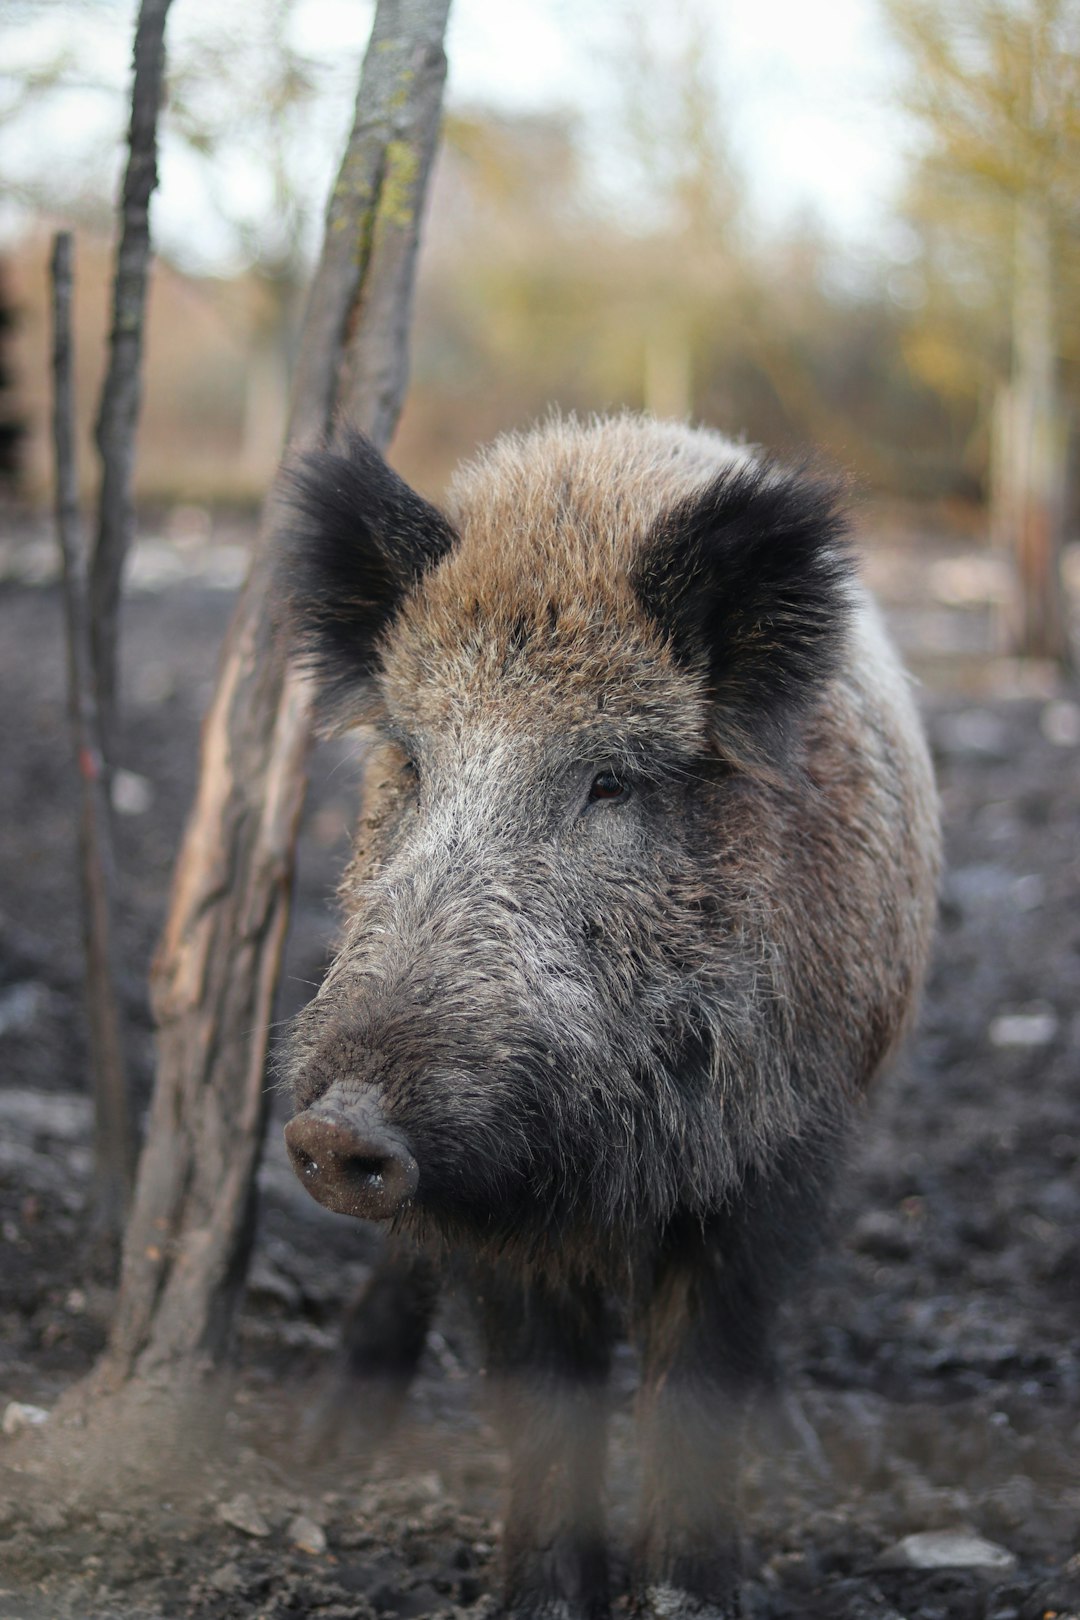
[161,0,365,473]
[2,0,1078,637]
[0,0,368,492]
[400,2,966,500]
[0,0,364,269]
[883,0,1079,662]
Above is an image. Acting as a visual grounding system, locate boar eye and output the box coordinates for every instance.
[588,770,629,804]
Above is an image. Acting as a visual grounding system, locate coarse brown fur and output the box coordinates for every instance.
[276,413,941,1620]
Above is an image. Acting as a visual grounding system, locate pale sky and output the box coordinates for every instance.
[444,0,910,245]
[0,0,914,265]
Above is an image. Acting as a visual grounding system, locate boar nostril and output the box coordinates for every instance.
[291,1144,318,1178]
[284,1101,419,1221]
[351,1154,390,1180]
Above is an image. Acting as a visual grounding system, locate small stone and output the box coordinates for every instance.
[209,1559,248,1592]
[287,1513,327,1554]
[215,1492,271,1538]
[2,1401,50,1435]
[111,769,154,816]
[877,1530,1017,1572]
[989,1011,1059,1048]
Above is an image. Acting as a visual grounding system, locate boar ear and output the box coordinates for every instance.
[277,425,457,715]
[633,460,854,760]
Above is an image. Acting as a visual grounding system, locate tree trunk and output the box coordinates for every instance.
[999,196,1071,665]
[92,0,452,1394]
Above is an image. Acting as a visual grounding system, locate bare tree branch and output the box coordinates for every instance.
[50,232,135,1241]
[91,0,173,743]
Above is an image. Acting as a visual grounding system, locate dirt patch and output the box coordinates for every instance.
[0,534,1078,1619]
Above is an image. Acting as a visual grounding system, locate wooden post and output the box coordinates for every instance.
[94,0,452,1392]
[50,233,136,1241]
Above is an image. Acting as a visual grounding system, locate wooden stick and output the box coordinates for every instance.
[91,0,173,743]
[50,231,135,1240]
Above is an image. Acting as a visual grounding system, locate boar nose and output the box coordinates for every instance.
[284,1095,419,1221]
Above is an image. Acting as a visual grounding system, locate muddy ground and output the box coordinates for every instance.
[0,508,1078,1620]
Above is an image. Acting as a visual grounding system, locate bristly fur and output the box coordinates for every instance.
[276,424,457,720]
[279,412,939,1279]
[276,412,941,1620]
[633,460,854,762]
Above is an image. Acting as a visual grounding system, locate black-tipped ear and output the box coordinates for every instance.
[277,426,457,715]
[633,460,853,759]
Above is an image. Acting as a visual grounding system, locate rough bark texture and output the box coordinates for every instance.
[50,233,135,1240]
[90,0,173,743]
[95,0,452,1392]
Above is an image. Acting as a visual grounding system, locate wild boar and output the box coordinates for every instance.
[277,414,940,1620]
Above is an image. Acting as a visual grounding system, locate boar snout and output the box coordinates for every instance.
[284,1090,418,1221]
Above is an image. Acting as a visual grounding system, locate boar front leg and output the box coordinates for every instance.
[634,1231,783,1618]
[478,1267,613,1620]
[634,1255,751,1616]
[635,1140,833,1617]
[302,1238,438,1462]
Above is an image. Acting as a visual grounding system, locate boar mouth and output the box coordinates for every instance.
[284,1098,419,1221]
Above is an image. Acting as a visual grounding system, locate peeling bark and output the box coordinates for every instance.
[95,0,452,1391]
